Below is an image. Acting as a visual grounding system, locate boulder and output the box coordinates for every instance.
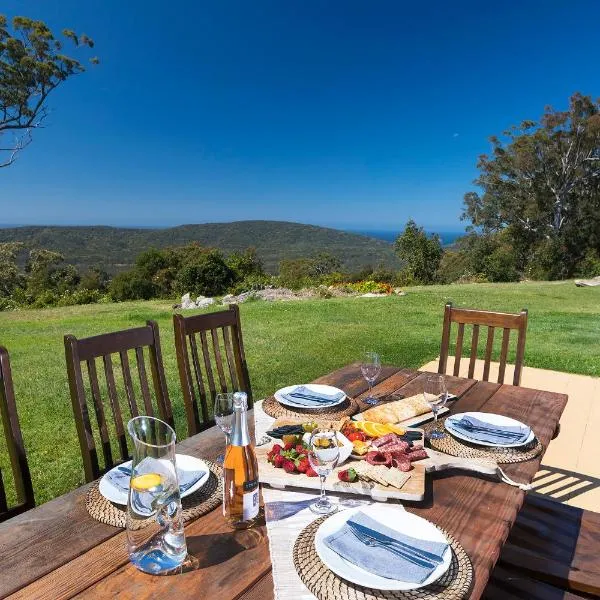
[359,292,388,298]
[181,293,195,309]
[221,294,235,304]
[575,276,600,287]
[393,288,407,296]
[196,297,215,309]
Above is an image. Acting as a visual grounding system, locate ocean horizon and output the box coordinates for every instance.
[348,228,464,246]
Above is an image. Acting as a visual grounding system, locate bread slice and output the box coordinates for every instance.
[361,394,431,424]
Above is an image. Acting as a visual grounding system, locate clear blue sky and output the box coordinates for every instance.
[1,1,599,232]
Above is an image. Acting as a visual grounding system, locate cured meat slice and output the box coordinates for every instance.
[392,458,412,472]
[408,448,428,461]
[366,451,392,467]
[378,441,410,454]
[371,433,398,448]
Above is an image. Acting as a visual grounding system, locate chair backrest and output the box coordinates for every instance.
[438,303,528,386]
[64,321,173,482]
[173,305,252,436]
[0,347,35,521]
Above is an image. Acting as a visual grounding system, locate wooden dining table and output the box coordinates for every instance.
[0,363,568,600]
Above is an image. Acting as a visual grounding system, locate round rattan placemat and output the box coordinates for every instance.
[293,516,473,600]
[423,420,543,464]
[262,395,359,420]
[85,460,223,528]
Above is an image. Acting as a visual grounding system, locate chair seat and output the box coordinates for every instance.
[486,493,600,598]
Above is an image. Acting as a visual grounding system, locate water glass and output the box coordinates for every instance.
[126,416,187,574]
[361,352,382,405]
[423,374,448,439]
[308,428,340,514]
[214,392,235,464]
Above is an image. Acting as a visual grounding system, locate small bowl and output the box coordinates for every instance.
[302,431,354,465]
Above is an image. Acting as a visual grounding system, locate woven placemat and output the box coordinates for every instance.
[424,420,543,464]
[85,460,223,528]
[293,516,473,600]
[262,395,359,420]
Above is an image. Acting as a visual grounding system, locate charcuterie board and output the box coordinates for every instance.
[256,428,427,502]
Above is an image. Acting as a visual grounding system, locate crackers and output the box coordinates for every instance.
[352,462,411,489]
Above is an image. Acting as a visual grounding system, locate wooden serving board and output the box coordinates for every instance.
[256,428,427,502]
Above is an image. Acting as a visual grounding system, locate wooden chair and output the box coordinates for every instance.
[0,347,35,521]
[485,493,600,598]
[64,321,173,482]
[438,303,528,386]
[174,305,252,436]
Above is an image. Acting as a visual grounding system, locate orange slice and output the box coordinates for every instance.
[387,424,406,435]
[130,473,163,492]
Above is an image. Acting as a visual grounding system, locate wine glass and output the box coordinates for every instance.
[214,392,234,464]
[423,374,448,439]
[308,429,340,514]
[361,352,382,405]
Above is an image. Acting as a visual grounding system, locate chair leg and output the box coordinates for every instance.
[552,423,560,440]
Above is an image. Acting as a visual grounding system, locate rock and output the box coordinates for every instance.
[393,288,406,296]
[196,297,215,309]
[181,293,195,309]
[359,292,388,298]
[221,294,234,304]
[575,276,600,287]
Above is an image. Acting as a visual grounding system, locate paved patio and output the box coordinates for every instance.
[420,357,600,512]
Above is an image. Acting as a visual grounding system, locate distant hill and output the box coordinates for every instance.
[0,221,401,274]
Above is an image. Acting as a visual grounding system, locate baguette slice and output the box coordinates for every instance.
[361,394,431,424]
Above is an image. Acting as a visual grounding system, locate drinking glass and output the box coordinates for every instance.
[214,392,235,464]
[308,428,340,514]
[126,416,187,574]
[361,352,382,405]
[423,374,448,439]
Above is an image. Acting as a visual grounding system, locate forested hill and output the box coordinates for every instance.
[0,221,400,273]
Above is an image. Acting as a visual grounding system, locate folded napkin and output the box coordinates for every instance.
[280,385,345,407]
[109,466,205,494]
[324,511,448,583]
[449,415,530,445]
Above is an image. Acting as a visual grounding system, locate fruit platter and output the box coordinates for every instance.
[256,417,429,501]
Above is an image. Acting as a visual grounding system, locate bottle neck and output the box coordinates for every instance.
[230,405,251,447]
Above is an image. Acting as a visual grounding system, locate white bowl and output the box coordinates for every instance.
[302,431,353,465]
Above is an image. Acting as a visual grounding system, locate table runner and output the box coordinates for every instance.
[255,401,379,600]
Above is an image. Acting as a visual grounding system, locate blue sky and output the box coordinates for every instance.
[1,1,599,232]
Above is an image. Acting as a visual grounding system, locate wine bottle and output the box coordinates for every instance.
[223,392,261,529]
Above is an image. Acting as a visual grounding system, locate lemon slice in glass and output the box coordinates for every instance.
[130,472,163,492]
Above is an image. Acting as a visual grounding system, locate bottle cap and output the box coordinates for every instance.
[233,391,248,409]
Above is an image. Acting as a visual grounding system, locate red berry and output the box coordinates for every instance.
[295,444,304,453]
[306,466,318,477]
[296,458,310,473]
[272,444,282,453]
[284,442,294,451]
[282,459,296,474]
[273,454,285,468]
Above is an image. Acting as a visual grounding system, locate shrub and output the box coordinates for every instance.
[110,271,157,301]
[226,248,264,280]
[483,244,520,282]
[278,258,316,290]
[347,280,392,294]
[228,273,274,295]
[175,250,235,297]
[575,249,600,278]
[56,288,104,306]
[435,250,471,284]
[31,290,60,308]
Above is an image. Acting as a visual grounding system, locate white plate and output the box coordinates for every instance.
[445,412,534,448]
[315,505,451,591]
[99,454,210,505]
[275,384,346,409]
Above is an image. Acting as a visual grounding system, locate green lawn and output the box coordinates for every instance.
[1,281,599,505]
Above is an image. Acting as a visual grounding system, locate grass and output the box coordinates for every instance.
[1,280,599,505]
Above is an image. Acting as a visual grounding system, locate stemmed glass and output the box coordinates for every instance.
[361,352,382,405]
[308,428,340,514]
[423,374,448,439]
[214,392,235,464]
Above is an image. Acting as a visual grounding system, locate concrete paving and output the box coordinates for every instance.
[420,357,600,512]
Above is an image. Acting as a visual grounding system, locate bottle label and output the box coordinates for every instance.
[242,489,259,521]
[243,478,258,492]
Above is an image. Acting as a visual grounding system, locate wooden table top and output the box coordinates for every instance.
[0,364,568,600]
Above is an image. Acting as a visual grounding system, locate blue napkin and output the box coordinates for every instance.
[324,511,448,584]
[111,466,206,494]
[280,385,345,407]
[449,415,530,445]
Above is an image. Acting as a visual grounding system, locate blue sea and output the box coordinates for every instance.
[347,229,463,247]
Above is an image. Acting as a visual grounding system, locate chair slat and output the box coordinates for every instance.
[498,328,511,384]
[483,326,495,381]
[146,321,173,427]
[0,471,8,514]
[211,328,228,392]
[135,347,154,416]
[86,358,114,470]
[468,324,480,379]
[103,355,128,461]
[199,330,217,404]
[222,327,239,389]
[189,334,209,426]
[453,323,465,377]
[120,351,138,418]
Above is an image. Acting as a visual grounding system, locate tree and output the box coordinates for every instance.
[308,252,341,277]
[0,15,97,167]
[25,248,80,295]
[226,247,264,279]
[462,92,600,277]
[175,249,235,296]
[0,242,25,296]
[394,220,443,284]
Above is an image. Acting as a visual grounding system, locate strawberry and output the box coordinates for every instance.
[272,444,283,454]
[296,457,310,473]
[295,444,304,453]
[282,459,296,474]
[306,466,318,477]
[283,442,294,451]
[273,454,285,468]
[337,468,358,483]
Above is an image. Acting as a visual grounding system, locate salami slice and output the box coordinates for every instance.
[408,448,428,461]
[378,441,410,454]
[371,433,399,448]
[366,451,393,467]
[393,459,412,472]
